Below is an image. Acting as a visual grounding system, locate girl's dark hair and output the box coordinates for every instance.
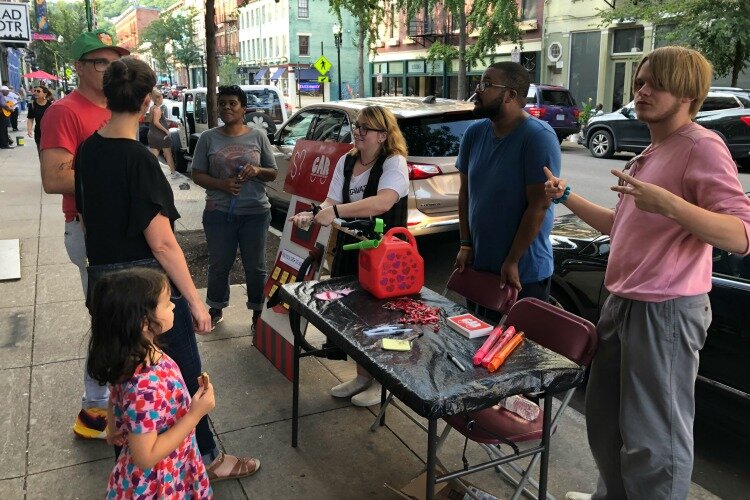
[87,268,169,385]
[218,84,247,107]
[103,57,156,113]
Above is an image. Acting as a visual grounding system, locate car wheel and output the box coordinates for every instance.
[588,129,615,159]
[171,137,188,173]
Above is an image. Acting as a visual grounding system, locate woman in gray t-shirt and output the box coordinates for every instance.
[191,85,278,331]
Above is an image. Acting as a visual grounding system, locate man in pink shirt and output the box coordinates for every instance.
[545,46,750,499]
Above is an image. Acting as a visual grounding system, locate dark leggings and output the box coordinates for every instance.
[468,277,551,323]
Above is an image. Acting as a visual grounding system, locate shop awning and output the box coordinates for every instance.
[270,67,286,80]
[297,68,320,81]
[254,67,268,80]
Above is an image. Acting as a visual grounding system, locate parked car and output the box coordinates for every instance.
[549,211,750,431]
[267,96,480,236]
[171,85,290,172]
[580,92,750,166]
[525,83,580,143]
[711,86,750,107]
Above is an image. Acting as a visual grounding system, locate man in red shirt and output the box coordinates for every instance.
[40,29,129,439]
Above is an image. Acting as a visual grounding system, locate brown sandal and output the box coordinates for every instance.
[206,452,261,482]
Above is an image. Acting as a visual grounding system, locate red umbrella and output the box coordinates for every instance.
[22,70,59,81]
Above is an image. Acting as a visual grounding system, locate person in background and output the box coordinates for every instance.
[594,103,604,116]
[27,84,54,155]
[191,84,277,333]
[147,89,178,178]
[76,56,261,482]
[551,46,750,500]
[290,105,410,407]
[87,269,213,498]
[18,86,26,112]
[7,86,20,131]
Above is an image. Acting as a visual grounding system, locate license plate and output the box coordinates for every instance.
[556,114,565,121]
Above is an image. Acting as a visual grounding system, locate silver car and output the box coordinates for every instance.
[268,96,479,236]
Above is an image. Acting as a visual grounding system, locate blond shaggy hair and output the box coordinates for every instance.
[350,105,408,158]
[634,46,712,118]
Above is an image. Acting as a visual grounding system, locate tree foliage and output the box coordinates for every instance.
[140,9,201,84]
[219,55,241,85]
[97,0,174,21]
[599,0,750,85]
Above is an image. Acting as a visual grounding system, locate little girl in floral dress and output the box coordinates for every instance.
[87,268,214,499]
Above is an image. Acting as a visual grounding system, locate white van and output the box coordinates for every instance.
[170,85,289,172]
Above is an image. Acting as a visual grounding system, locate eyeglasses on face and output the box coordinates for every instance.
[475,81,515,93]
[352,122,385,134]
[79,58,112,72]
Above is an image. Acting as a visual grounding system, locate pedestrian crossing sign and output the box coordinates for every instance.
[317,75,330,83]
[313,55,332,75]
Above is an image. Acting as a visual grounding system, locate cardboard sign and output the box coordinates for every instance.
[283,139,351,202]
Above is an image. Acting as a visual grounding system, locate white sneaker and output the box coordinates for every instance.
[351,381,382,407]
[565,493,593,500]
[330,376,372,398]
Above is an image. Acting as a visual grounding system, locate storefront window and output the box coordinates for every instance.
[612,27,644,54]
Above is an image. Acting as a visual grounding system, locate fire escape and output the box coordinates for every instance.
[406,2,458,47]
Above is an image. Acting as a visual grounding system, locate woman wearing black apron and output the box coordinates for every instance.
[291,105,410,406]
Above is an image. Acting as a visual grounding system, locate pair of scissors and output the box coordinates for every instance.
[363,325,414,337]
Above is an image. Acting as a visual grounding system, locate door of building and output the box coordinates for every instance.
[611,61,638,111]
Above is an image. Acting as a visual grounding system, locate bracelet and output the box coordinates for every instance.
[332,205,340,218]
[460,245,473,251]
[553,186,571,204]
[460,239,472,247]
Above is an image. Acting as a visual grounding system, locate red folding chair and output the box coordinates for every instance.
[440,297,598,500]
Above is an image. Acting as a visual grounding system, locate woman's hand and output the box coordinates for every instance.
[189,382,216,418]
[223,176,242,196]
[289,210,314,230]
[27,129,33,138]
[543,166,566,201]
[313,206,336,227]
[189,301,212,334]
[238,164,261,181]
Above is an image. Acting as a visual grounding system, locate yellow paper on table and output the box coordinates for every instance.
[381,338,412,351]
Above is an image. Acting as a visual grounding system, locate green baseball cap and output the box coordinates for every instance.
[71,29,130,61]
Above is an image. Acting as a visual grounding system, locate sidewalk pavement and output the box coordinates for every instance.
[0,128,720,499]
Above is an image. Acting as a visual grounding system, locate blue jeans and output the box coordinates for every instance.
[160,291,217,455]
[202,209,271,311]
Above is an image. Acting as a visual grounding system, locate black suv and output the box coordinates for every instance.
[580,91,749,162]
[525,84,580,143]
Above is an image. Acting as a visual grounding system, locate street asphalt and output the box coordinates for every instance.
[0,123,721,499]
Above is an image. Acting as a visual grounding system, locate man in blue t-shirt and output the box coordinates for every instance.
[455,62,561,316]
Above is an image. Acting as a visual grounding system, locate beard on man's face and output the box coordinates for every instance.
[472,95,503,119]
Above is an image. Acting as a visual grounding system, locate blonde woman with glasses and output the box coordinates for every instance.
[290,105,410,407]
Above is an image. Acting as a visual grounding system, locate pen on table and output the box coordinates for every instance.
[446,352,466,372]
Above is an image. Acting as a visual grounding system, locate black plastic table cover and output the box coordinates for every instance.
[279,277,585,419]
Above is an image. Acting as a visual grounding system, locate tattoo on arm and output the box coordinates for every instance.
[58,160,73,172]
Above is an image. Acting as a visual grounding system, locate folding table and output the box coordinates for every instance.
[279,277,585,500]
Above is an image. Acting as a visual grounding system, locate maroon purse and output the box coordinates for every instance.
[446,268,518,314]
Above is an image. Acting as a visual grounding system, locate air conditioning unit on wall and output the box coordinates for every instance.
[547,42,562,65]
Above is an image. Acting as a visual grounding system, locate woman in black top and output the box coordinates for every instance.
[26,84,53,154]
[75,57,260,481]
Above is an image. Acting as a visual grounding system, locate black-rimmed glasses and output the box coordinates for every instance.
[475,81,515,93]
[352,122,385,134]
[79,58,111,72]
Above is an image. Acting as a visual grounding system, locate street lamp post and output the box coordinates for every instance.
[332,24,342,101]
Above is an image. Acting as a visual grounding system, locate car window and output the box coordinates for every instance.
[398,112,479,157]
[701,96,741,112]
[195,93,207,124]
[247,89,283,123]
[526,87,538,105]
[713,249,750,282]
[185,93,194,113]
[310,110,349,142]
[277,110,316,146]
[541,90,575,107]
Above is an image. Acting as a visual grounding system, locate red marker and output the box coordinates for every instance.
[481,325,516,368]
[473,325,505,366]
